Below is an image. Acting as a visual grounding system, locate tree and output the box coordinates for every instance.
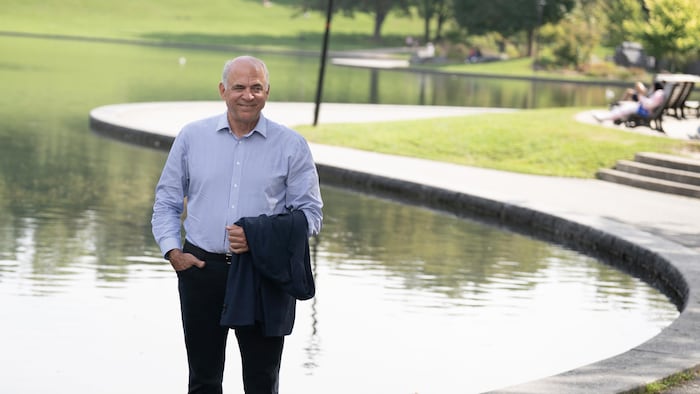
[453,0,575,55]
[625,0,700,71]
[298,0,411,41]
[537,0,602,69]
[364,0,412,41]
[414,0,452,43]
[433,0,453,41]
[600,0,644,47]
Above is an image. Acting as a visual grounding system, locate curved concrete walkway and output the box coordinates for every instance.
[90,101,700,393]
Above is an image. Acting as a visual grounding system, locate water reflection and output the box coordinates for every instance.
[287,187,677,393]
[0,34,679,393]
[0,184,678,393]
[323,65,616,108]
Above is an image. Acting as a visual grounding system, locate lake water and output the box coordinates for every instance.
[0,34,678,393]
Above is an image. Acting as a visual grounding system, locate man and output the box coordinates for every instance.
[152,55,323,394]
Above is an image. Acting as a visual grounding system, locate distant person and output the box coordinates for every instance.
[594,81,665,123]
[619,81,648,102]
[405,35,415,47]
[152,55,323,394]
[467,47,484,63]
[425,42,435,58]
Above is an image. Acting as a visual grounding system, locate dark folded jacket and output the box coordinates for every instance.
[220,210,315,336]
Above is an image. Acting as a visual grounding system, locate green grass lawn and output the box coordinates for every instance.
[297,108,698,178]
[432,57,622,81]
[0,0,647,81]
[0,0,418,51]
[4,0,699,178]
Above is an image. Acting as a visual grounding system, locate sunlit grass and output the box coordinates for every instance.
[298,108,699,178]
[643,370,699,393]
[0,0,422,50]
[4,0,698,180]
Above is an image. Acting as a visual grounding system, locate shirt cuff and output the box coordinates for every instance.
[159,238,182,259]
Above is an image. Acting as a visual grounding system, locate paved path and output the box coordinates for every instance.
[90,102,700,393]
[577,109,700,141]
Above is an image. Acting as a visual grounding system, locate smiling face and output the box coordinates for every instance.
[218,57,270,137]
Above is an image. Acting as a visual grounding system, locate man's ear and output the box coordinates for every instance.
[218,82,226,98]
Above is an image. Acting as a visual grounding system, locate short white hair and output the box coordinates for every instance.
[221,56,270,89]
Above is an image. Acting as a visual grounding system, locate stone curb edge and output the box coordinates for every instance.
[317,165,700,394]
[90,115,700,394]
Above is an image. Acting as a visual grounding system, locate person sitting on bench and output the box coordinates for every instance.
[594,81,665,123]
[619,81,648,102]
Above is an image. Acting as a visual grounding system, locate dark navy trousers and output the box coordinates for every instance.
[178,242,285,394]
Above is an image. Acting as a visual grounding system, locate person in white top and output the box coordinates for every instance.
[594,81,666,123]
[619,81,648,102]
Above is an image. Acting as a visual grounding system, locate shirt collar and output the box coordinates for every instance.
[216,112,268,139]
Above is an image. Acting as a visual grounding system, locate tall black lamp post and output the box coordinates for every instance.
[313,0,333,126]
[533,0,545,70]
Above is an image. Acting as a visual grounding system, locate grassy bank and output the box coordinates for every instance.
[297,108,697,178]
[4,0,699,178]
[0,0,418,51]
[2,0,645,81]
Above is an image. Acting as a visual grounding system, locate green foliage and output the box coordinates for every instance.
[454,0,575,37]
[442,42,469,60]
[582,63,647,80]
[296,0,413,41]
[453,0,575,55]
[626,0,700,71]
[601,0,645,47]
[538,25,573,68]
[3,0,698,183]
[535,48,559,70]
[434,55,653,82]
[643,370,698,393]
[535,1,603,70]
[414,0,453,42]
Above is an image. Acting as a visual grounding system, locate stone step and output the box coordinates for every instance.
[596,168,700,198]
[635,152,700,173]
[615,159,700,186]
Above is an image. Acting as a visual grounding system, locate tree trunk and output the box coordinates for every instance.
[373,10,387,41]
[436,13,445,41]
[423,14,431,43]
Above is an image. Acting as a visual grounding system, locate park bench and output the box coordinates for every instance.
[682,85,699,119]
[685,98,700,118]
[621,82,679,133]
[656,74,700,119]
[666,81,694,119]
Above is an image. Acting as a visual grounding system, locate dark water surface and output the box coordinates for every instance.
[0,35,677,393]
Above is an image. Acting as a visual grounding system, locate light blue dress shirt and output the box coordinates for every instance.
[152,112,323,256]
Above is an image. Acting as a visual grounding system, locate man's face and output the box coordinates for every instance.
[219,60,269,129]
